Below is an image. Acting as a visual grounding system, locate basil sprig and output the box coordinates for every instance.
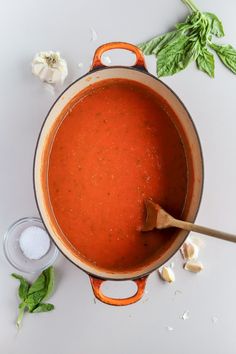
[139,0,236,77]
[12,266,55,327]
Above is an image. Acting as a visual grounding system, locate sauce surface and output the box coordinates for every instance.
[48,79,188,272]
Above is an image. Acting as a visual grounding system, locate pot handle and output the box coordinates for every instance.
[91,42,147,70]
[89,275,148,306]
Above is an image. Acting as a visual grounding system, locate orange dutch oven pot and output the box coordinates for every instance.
[34,42,203,306]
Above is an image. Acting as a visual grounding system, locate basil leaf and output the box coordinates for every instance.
[12,267,55,327]
[28,273,46,295]
[204,12,224,37]
[157,35,191,77]
[176,12,202,32]
[26,267,55,311]
[138,0,234,77]
[42,266,55,300]
[12,274,30,301]
[197,47,215,77]
[198,17,211,47]
[184,39,201,64]
[32,303,54,313]
[210,43,236,74]
[26,290,47,312]
[139,30,180,56]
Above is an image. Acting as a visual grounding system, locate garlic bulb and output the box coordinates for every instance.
[32,51,68,84]
[159,266,175,283]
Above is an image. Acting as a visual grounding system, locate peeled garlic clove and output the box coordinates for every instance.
[180,240,199,260]
[32,51,68,85]
[184,260,203,273]
[159,266,175,283]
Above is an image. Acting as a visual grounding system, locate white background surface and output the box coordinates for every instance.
[1,1,236,353]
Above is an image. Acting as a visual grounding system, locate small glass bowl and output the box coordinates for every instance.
[3,217,59,274]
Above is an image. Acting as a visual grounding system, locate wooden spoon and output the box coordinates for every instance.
[142,199,236,243]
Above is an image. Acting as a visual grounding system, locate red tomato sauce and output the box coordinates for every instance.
[48,79,188,272]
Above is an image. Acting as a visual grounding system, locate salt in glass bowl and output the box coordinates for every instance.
[3,217,59,274]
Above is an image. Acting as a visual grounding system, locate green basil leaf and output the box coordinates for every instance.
[175,19,192,32]
[42,266,55,300]
[138,30,180,56]
[32,303,54,313]
[176,12,202,32]
[26,290,47,312]
[210,43,236,74]
[12,273,30,301]
[204,12,224,37]
[12,267,55,327]
[198,17,211,47]
[25,267,55,311]
[184,39,201,64]
[27,273,46,295]
[157,35,192,77]
[138,0,234,78]
[197,47,215,77]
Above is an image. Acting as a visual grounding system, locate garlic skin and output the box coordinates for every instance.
[181,311,190,320]
[159,266,175,283]
[32,51,68,84]
[180,239,199,260]
[166,326,174,331]
[184,260,203,273]
[90,27,98,41]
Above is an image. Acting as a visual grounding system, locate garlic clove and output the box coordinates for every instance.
[41,67,53,82]
[180,239,199,260]
[159,266,175,283]
[184,260,203,273]
[32,51,68,85]
[32,63,44,76]
[51,68,64,84]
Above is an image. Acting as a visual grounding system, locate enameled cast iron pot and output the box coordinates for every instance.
[34,42,203,306]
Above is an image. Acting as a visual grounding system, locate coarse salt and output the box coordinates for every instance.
[19,226,50,260]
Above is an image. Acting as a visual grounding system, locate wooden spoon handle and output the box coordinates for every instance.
[171,218,236,243]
